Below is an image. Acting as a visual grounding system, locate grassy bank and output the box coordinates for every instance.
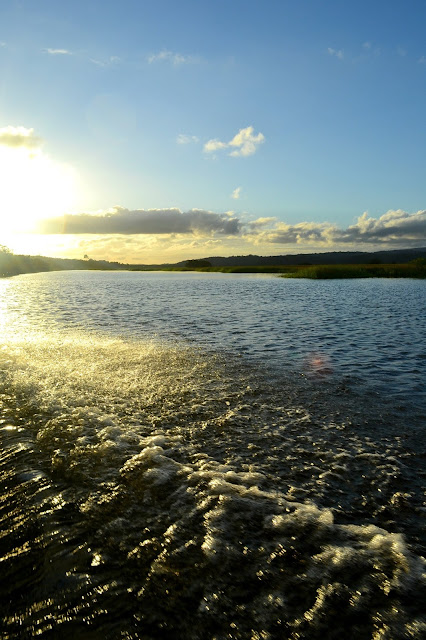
[132,261,426,278]
[2,248,425,279]
[153,265,297,274]
[279,262,426,279]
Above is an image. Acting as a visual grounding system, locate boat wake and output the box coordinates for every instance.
[1,332,425,639]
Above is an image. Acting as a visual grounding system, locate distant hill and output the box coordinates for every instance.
[2,246,426,277]
[174,247,426,267]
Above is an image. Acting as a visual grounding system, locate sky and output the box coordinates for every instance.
[0,0,425,264]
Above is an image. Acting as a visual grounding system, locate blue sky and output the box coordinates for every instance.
[1,0,425,262]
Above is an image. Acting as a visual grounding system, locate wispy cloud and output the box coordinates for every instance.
[347,41,422,64]
[362,42,381,58]
[38,206,242,236]
[330,43,384,63]
[147,50,197,65]
[44,48,73,56]
[327,47,344,60]
[176,134,199,145]
[204,126,265,158]
[43,47,123,68]
[0,125,42,149]
[90,55,121,67]
[231,187,242,200]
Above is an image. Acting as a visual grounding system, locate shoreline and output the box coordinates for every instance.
[3,262,426,279]
[146,262,426,278]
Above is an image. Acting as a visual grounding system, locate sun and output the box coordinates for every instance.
[0,145,78,234]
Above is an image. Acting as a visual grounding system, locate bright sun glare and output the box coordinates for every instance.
[0,146,78,234]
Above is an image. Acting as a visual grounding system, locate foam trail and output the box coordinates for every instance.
[0,330,425,638]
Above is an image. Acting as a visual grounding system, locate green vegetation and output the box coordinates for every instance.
[136,262,426,278]
[159,265,296,274]
[139,262,426,278]
[1,244,425,279]
[280,261,426,279]
[0,246,124,277]
[184,259,212,268]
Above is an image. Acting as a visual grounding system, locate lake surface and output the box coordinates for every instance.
[0,271,425,639]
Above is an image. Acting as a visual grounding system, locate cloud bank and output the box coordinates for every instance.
[246,210,426,247]
[204,126,265,157]
[39,207,242,236]
[0,126,42,148]
[38,208,426,250]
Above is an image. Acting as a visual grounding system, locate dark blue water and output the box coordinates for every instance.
[3,271,426,401]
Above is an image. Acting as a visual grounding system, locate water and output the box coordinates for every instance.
[0,271,425,639]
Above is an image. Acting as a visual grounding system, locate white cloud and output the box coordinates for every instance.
[397,46,407,57]
[418,56,426,64]
[340,209,426,244]
[176,134,199,144]
[204,126,265,157]
[231,187,242,200]
[245,210,426,248]
[229,127,265,157]
[203,139,228,153]
[147,50,196,65]
[248,217,277,229]
[45,48,73,55]
[327,47,344,60]
[362,42,371,50]
[245,220,334,246]
[0,126,42,149]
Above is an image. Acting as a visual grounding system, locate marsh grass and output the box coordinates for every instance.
[165,265,296,274]
[163,259,426,280]
[280,262,426,279]
[164,262,426,278]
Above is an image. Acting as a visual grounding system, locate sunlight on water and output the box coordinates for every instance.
[0,272,425,639]
[0,279,11,331]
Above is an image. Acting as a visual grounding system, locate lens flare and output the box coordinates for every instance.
[304,352,333,377]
